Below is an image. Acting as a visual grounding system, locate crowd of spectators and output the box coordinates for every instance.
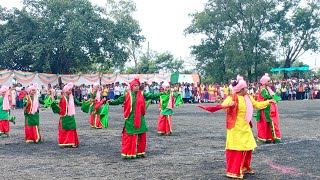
[2,76,320,110]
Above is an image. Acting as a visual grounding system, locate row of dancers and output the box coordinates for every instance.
[0,73,281,179]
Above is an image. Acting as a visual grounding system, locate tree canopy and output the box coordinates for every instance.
[186,0,320,82]
[0,0,144,74]
[124,51,185,74]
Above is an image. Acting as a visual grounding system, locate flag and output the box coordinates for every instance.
[170,73,180,84]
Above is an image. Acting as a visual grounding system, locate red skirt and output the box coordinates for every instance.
[157,114,172,135]
[25,117,41,143]
[121,127,146,159]
[226,150,253,179]
[257,105,281,143]
[0,120,9,134]
[58,119,79,147]
[90,113,102,129]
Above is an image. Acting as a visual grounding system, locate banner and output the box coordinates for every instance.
[154,73,171,82]
[118,74,139,83]
[60,74,81,84]
[72,74,100,85]
[38,73,59,85]
[14,71,36,85]
[1,69,198,86]
[140,74,156,83]
[101,74,118,84]
[0,70,13,86]
[82,74,100,82]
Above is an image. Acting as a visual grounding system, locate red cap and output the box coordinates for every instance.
[129,78,140,89]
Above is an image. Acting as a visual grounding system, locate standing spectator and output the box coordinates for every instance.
[47,84,54,99]
[305,84,311,100]
[10,86,16,109]
[55,86,62,99]
[74,86,81,100]
[184,83,191,103]
[154,87,160,104]
[280,84,287,100]
[17,87,26,109]
[297,84,304,100]
[102,85,108,101]
[108,84,115,100]
[80,85,87,101]
[119,83,125,95]
[40,85,48,100]
[144,83,150,93]
[288,87,293,100]
[114,83,121,99]
[208,84,215,103]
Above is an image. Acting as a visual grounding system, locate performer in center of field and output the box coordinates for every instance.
[221,75,274,179]
[108,78,164,159]
[256,73,281,143]
[51,83,82,148]
[0,86,13,137]
[157,82,182,136]
[23,83,42,143]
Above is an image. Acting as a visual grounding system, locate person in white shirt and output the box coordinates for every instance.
[40,85,48,100]
[55,86,62,98]
[10,86,16,109]
[144,83,150,93]
[80,85,87,101]
[114,83,121,99]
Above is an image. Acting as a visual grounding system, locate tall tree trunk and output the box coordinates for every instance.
[283,58,291,79]
[254,61,258,82]
[247,69,252,82]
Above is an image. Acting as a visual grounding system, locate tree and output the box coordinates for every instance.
[271,1,320,78]
[123,51,185,74]
[0,0,143,74]
[186,0,279,82]
[153,52,184,73]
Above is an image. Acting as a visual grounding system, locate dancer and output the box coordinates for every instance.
[0,86,15,137]
[157,82,182,135]
[256,73,281,143]
[82,83,105,128]
[108,78,163,159]
[198,75,274,179]
[51,83,81,147]
[222,75,275,179]
[23,83,41,143]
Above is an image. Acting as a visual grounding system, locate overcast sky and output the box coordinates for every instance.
[0,0,319,69]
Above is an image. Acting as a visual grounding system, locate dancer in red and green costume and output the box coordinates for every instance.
[221,75,274,179]
[0,86,14,137]
[157,82,182,136]
[256,73,281,143]
[82,83,105,128]
[108,78,163,159]
[23,83,42,143]
[51,83,82,148]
